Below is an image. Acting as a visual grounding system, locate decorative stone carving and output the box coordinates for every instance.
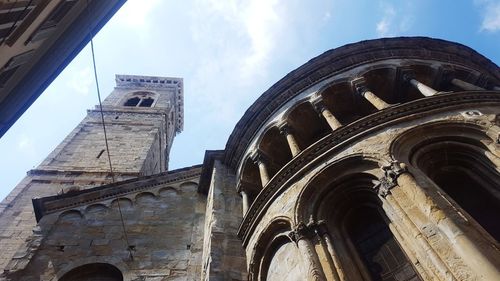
[288,222,313,243]
[288,222,327,281]
[373,161,407,197]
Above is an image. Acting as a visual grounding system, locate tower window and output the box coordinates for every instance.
[139,97,154,107]
[122,92,156,107]
[124,97,140,106]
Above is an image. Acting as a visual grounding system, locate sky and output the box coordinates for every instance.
[0,0,499,201]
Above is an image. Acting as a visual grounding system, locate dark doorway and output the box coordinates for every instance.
[346,207,421,281]
[59,263,123,281]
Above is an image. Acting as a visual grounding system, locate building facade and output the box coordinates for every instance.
[1,37,500,280]
[0,0,126,137]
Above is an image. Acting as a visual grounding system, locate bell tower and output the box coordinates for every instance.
[0,74,183,270]
[39,74,183,176]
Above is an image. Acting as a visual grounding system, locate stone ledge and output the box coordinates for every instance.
[32,165,202,221]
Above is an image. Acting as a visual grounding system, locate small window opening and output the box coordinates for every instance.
[124,97,140,106]
[139,97,154,107]
[96,149,105,159]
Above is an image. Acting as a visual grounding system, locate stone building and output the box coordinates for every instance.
[0,0,126,137]
[0,37,500,280]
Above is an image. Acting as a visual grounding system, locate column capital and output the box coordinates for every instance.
[278,122,293,136]
[236,181,244,193]
[288,222,314,243]
[310,97,326,113]
[250,150,268,165]
[373,161,407,197]
[440,68,455,83]
[351,77,369,95]
[402,70,416,83]
[310,220,329,236]
[238,185,248,194]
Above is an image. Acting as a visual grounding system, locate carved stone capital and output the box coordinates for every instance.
[250,150,268,166]
[312,220,329,236]
[278,123,293,136]
[373,161,407,197]
[402,71,416,83]
[441,68,455,83]
[310,97,327,114]
[288,222,314,243]
[351,77,368,95]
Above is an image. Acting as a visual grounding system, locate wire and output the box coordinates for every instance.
[85,0,133,260]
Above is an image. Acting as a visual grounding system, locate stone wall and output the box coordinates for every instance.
[38,110,169,174]
[201,160,247,280]
[2,171,205,281]
[0,76,180,274]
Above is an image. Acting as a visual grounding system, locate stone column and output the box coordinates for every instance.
[314,221,343,281]
[404,74,439,96]
[279,124,301,157]
[251,152,270,187]
[450,78,485,91]
[377,161,500,280]
[240,189,249,215]
[289,222,327,281]
[352,78,390,110]
[373,162,456,280]
[311,98,342,130]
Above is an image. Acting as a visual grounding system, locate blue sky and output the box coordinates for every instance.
[0,0,499,201]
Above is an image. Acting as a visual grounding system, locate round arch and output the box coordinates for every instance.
[294,155,381,224]
[121,91,158,107]
[390,121,495,163]
[59,263,123,281]
[391,121,500,242]
[248,217,295,281]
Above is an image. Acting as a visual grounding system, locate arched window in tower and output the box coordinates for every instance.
[124,96,140,106]
[59,263,123,281]
[122,91,157,107]
[139,97,154,107]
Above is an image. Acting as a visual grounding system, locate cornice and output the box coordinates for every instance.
[115,75,182,90]
[237,91,500,246]
[223,37,500,171]
[32,165,202,221]
[198,150,224,194]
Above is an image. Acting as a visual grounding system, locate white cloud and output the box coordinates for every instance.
[478,0,500,32]
[66,67,93,96]
[241,0,282,78]
[191,0,283,83]
[17,135,36,158]
[375,2,413,37]
[376,4,395,36]
[323,11,331,22]
[187,0,287,124]
[114,0,161,29]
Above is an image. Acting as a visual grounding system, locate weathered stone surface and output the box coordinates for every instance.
[2,38,500,281]
[201,160,247,281]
